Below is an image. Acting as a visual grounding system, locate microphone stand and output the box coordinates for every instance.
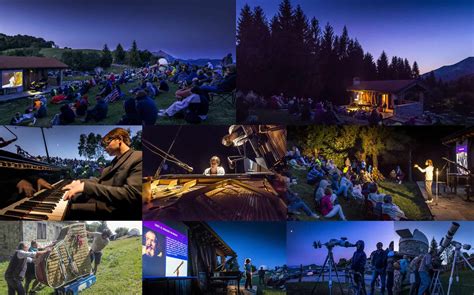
[142,138,193,176]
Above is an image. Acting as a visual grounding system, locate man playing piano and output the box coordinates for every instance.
[62,128,142,219]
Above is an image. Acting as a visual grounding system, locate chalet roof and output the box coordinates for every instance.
[0,56,68,70]
[347,79,424,93]
[441,126,474,144]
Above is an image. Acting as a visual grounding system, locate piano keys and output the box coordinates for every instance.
[0,179,71,220]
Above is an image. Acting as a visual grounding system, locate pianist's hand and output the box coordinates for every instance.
[37,178,53,191]
[16,180,35,197]
[62,180,85,200]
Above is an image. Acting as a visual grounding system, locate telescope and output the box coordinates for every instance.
[313,237,356,250]
[437,222,460,256]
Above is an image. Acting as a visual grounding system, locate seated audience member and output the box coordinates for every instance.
[314,178,330,204]
[158,78,170,93]
[199,64,236,96]
[158,87,208,121]
[135,90,158,125]
[75,95,89,117]
[203,156,225,176]
[118,97,141,125]
[382,195,407,220]
[84,95,108,122]
[320,187,347,220]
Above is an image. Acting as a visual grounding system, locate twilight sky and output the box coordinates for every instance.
[0,125,141,160]
[209,222,287,270]
[237,0,474,74]
[0,0,236,59]
[287,221,474,266]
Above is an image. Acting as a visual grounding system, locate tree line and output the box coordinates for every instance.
[78,129,142,160]
[237,0,420,104]
[0,33,55,51]
[61,41,157,71]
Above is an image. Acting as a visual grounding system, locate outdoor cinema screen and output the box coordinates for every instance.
[1,70,23,89]
[142,221,189,278]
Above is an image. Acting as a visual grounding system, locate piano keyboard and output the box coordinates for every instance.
[0,179,71,220]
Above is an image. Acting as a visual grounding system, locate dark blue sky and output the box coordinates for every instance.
[237,0,474,73]
[287,221,474,266]
[0,125,141,159]
[209,222,287,270]
[0,0,236,59]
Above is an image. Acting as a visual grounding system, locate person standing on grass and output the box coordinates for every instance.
[414,160,434,203]
[258,266,266,285]
[244,258,253,290]
[87,229,112,275]
[369,242,387,295]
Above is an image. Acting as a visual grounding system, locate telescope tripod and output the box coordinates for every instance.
[312,247,344,295]
[429,269,445,295]
[447,248,474,295]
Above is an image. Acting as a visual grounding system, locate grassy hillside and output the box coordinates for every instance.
[0,47,102,59]
[0,237,142,295]
[290,168,432,220]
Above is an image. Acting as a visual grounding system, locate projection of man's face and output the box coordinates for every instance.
[145,231,157,257]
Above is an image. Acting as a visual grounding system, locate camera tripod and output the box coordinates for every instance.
[311,246,345,295]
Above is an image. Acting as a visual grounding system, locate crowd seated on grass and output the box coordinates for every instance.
[286,146,408,220]
[8,57,235,126]
[158,63,237,123]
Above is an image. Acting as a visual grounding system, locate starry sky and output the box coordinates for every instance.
[287,221,474,266]
[0,0,236,59]
[237,0,474,74]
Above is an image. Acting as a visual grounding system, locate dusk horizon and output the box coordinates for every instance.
[1,0,236,60]
[237,0,474,74]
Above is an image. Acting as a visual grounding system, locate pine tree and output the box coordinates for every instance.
[114,43,126,64]
[377,51,389,80]
[338,26,349,60]
[404,58,412,79]
[100,44,113,68]
[412,61,420,78]
[363,52,377,80]
[236,4,253,46]
[430,237,439,253]
[128,40,142,67]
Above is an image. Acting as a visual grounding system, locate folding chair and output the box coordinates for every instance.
[209,89,236,106]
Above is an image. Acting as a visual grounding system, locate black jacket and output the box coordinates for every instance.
[80,149,142,219]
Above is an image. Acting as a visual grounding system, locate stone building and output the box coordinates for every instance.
[0,221,75,260]
[396,228,429,257]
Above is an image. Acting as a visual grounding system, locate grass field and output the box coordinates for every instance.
[156,87,235,125]
[0,237,142,295]
[286,269,474,295]
[0,79,235,126]
[290,168,432,220]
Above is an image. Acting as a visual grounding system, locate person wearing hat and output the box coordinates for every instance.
[381,195,406,220]
[87,229,112,275]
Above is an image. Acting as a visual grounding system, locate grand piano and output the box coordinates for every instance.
[142,125,288,221]
[0,150,71,220]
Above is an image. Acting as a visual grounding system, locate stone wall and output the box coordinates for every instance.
[0,221,77,261]
[0,222,22,260]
